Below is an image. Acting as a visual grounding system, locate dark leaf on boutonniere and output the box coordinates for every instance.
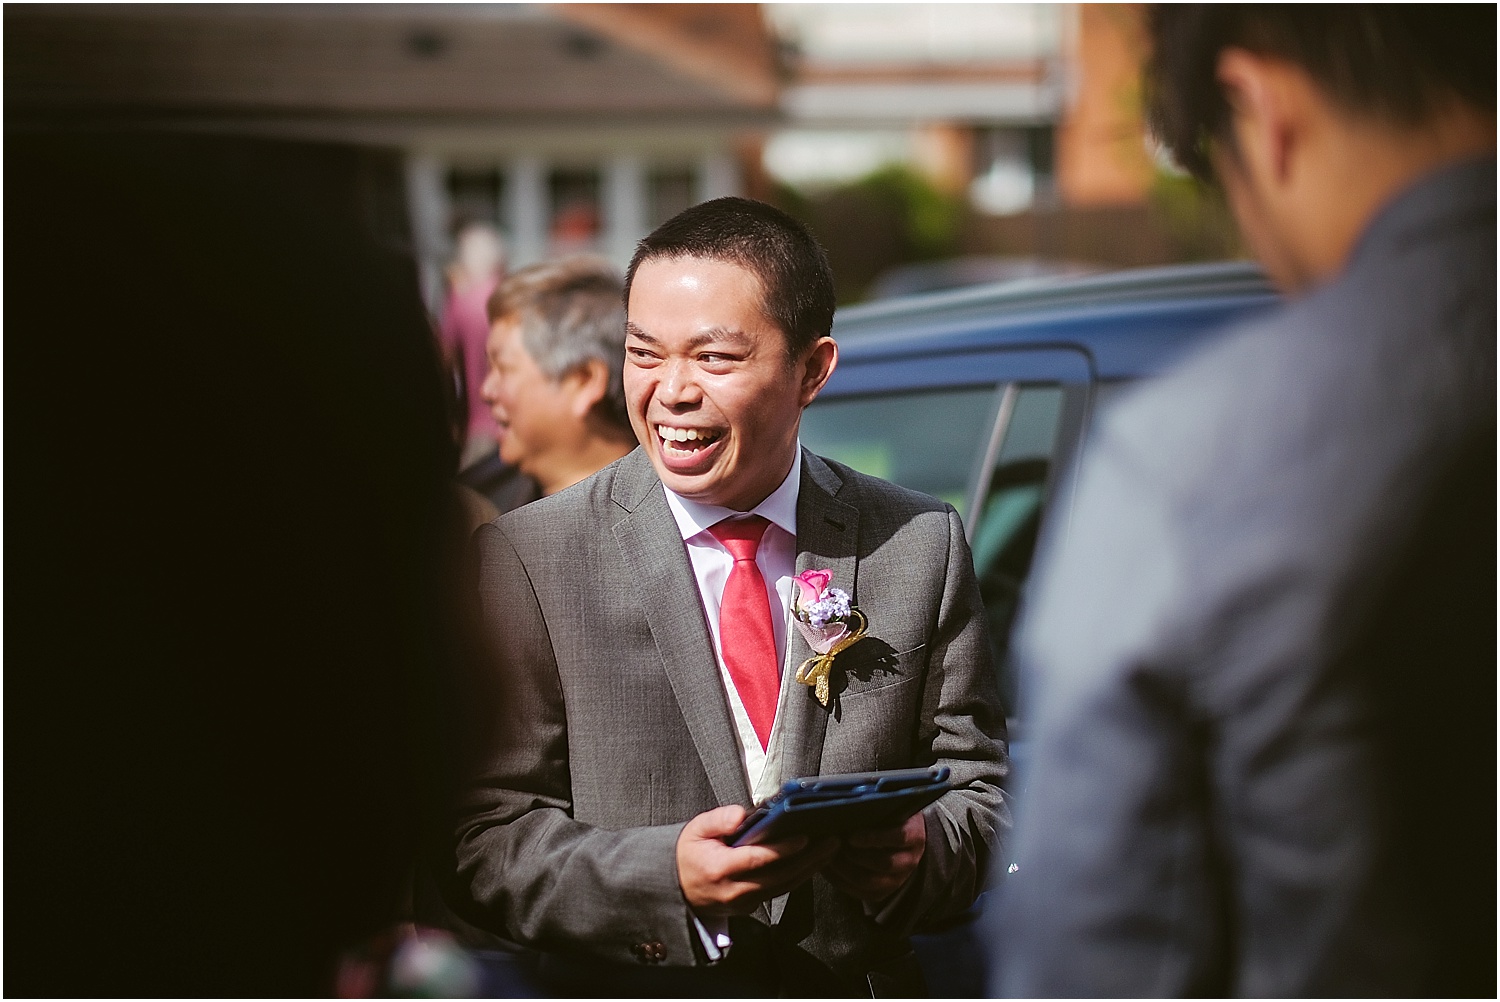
[835,635,903,684]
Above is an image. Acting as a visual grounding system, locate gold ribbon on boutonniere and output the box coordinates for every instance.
[795,608,868,707]
[789,568,868,708]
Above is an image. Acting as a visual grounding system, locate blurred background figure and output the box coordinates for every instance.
[464,256,636,513]
[440,219,508,469]
[989,5,1494,997]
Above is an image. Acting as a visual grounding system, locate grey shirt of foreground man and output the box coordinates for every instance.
[457,445,1009,993]
[992,158,1495,996]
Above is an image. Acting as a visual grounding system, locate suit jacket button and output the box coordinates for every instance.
[635,941,667,964]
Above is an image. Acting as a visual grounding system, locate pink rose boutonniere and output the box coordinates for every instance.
[791,568,868,707]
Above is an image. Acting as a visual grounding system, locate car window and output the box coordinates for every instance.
[968,386,1066,714]
[803,382,1076,720]
[800,386,1001,520]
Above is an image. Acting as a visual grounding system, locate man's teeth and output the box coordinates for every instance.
[658,426,721,454]
[660,426,715,443]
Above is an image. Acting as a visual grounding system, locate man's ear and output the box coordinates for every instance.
[564,358,611,419]
[1216,47,1323,189]
[797,336,839,408]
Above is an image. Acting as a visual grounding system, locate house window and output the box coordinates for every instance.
[549,167,601,254]
[447,167,506,230]
[648,167,697,229]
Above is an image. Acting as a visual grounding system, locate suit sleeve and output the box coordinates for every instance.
[870,505,1013,934]
[984,435,1218,995]
[451,522,700,966]
[987,395,1411,996]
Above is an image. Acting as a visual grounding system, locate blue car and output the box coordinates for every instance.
[799,261,1279,995]
[801,260,1279,990]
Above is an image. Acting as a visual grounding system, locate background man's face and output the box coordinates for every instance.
[480,318,575,474]
[624,256,813,511]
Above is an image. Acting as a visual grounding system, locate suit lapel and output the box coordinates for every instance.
[777,449,860,784]
[610,451,753,808]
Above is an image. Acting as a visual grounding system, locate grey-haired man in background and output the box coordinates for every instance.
[462,255,637,515]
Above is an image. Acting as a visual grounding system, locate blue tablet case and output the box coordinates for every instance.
[727,766,951,847]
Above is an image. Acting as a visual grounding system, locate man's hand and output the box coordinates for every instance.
[677,805,840,915]
[825,811,928,903]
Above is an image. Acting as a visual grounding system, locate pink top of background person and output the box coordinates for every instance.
[439,221,506,452]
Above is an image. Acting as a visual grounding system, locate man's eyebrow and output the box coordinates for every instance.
[624,323,754,351]
[624,321,656,343]
[688,328,754,350]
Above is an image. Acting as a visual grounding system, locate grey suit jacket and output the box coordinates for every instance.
[456,446,1009,984]
[991,157,1496,996]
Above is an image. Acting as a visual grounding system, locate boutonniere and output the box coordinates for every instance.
[790,569,868,708]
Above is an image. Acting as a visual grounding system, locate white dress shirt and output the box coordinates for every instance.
[662,447,801,802]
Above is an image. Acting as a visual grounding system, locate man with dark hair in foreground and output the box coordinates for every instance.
[451,197,1008,996]
[991,5,1494,996]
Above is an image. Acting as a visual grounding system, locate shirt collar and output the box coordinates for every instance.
[663,442,801,542]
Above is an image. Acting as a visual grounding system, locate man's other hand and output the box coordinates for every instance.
[825,811,927,903]
[676,805,839,915]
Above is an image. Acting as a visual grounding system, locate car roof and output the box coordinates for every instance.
[830,260,1281,381]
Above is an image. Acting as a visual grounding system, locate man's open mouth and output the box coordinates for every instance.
[657,424,723,455]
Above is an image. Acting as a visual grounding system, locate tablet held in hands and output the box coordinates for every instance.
[726,767,951,847]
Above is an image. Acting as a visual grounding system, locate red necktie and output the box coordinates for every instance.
[709,516,780,750]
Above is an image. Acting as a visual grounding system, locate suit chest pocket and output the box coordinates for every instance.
[821,671,923,772]
[834,638,925,699]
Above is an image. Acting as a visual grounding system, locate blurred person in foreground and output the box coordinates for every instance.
[7,132,464,996]
[471,255,637,513]
[450,197,1008,996]
[441,219,508,469]
[990,6,1494,997]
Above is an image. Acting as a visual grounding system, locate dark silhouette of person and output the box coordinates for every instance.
[6,129,477,997]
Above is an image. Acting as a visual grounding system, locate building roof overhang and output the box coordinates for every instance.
[5,4,782,135]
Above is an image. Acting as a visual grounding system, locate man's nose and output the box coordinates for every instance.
[480,367,500,405]
[657,360,702,409]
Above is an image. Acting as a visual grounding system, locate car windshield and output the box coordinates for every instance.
[800,386,1000,521]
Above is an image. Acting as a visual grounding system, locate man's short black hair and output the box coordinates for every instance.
[624,196,836,360]
[1147,5,1497,181]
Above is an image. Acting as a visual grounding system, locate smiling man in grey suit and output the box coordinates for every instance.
[453,197,1009,996]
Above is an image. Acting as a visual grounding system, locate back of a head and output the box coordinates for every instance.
[1147,5,1497,180]
[624,196,836,360]
[489,254,629,430]
[454,220,507,285]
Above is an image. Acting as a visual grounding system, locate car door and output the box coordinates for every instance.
[801,346,1093,754]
